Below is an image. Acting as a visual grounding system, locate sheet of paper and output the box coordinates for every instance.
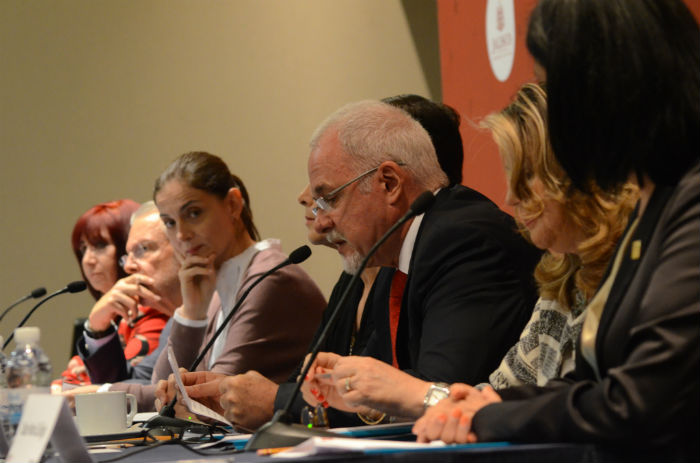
[194,432,251,450]
[133,411,158,422]
[167,346,233,427]
[331,421,415,438]
[272,436,446,458]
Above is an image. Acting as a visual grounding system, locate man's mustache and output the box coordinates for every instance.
[326,230,347,246]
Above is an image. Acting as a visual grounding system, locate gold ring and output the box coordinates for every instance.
[345,377,352,392]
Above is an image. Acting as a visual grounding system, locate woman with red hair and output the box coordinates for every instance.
[71,199,139,299]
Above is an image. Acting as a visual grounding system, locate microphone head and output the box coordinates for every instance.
[30,287,47,298]
[410,191,436,216]
[288,245,312,264]
[66,281,88,293]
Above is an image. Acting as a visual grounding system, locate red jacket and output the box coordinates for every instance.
[59,306,169,385]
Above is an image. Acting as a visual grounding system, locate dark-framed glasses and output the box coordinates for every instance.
[312,162,405,216]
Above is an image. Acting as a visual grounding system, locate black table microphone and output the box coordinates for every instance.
[0,287,47,324]
[3,281,87,350]
[245,191,435,451]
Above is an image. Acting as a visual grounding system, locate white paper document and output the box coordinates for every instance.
[272,436,446,458]
[167,346,233,427]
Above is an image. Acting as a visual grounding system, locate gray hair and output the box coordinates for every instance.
[130,200,159,225]
[310,100,449,191]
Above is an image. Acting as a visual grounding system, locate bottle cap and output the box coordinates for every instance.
[14,326,40,345]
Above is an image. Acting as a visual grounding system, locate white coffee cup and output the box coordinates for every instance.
[74,391,137,435]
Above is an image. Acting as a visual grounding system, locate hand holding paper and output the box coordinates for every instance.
[166,346,233,427]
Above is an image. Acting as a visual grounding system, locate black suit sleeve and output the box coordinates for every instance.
[78,333,129,384]
[473,168,699,457]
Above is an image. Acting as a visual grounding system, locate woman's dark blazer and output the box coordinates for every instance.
[473,163,700,460]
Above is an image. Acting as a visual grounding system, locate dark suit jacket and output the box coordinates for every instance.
[368,185,541,385]
[78,318,173,385]
[473,163,700,461]
[274,268,390,426]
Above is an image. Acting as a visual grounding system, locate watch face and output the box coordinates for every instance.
[427,386,450,407]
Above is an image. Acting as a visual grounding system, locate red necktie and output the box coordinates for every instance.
[389,270,407,368]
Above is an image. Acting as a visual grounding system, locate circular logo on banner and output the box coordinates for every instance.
[485,0,516,82]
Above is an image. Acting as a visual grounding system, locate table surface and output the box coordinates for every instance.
[44,439,663,463]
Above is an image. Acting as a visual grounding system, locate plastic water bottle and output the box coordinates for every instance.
[0,334,8,445]
[4,327,52,433]
[0,335,7,388]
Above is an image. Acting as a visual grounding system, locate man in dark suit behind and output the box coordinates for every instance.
[302,99,540,421]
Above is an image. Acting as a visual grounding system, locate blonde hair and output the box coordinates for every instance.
[482,83,638,309]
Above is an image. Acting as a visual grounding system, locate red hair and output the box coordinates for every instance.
[71,199,140,300]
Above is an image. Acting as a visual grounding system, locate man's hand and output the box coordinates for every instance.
[88,274,160,331]
[300,352,342,409]
[154,370,226,414]
[318,355,431,419]
[218,371,279,430]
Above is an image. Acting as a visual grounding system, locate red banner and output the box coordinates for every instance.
[438,0,699,212]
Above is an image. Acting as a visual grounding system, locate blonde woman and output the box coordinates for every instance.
[483,83,636,388]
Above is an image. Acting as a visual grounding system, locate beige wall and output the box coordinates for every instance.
[0,1,440,376]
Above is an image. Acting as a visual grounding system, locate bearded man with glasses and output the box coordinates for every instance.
[300,100,541,423]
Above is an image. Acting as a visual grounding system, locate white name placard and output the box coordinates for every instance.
[6,394,93,463]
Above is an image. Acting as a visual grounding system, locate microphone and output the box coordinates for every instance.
[2,281,87,350]
[245,191,436,450]
[145,245,313,430]
[0,287,47,324]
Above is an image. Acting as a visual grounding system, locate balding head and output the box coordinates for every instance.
[311,100,448,192]
[307,100,446,272]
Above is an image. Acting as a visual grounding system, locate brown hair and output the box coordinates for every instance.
[153,151,260,241]
[482,83,637,309]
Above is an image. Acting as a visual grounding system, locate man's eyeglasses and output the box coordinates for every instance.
[312,162,405,216]
[119,241,158,268]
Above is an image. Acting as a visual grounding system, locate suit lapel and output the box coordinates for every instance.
[397,188,451,368]
[595,184,675,366]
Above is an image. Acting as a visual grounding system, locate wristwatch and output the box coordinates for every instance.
[423,382,450,409]
[83,319,116,339]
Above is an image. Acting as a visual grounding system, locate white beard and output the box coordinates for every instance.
[340,249,364,275]
[327,230,365,275]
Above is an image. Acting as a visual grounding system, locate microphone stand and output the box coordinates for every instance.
[0,288,46,325]
[244,191,435,450]
[144,246,312,431]
[3,282,86,350]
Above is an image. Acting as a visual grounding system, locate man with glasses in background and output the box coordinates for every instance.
[63,201,181,411]
[300,100,540,422]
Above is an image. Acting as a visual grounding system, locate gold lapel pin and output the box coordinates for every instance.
[631,240,642,260]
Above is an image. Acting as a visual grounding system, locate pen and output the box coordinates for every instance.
[257,446,292,455]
